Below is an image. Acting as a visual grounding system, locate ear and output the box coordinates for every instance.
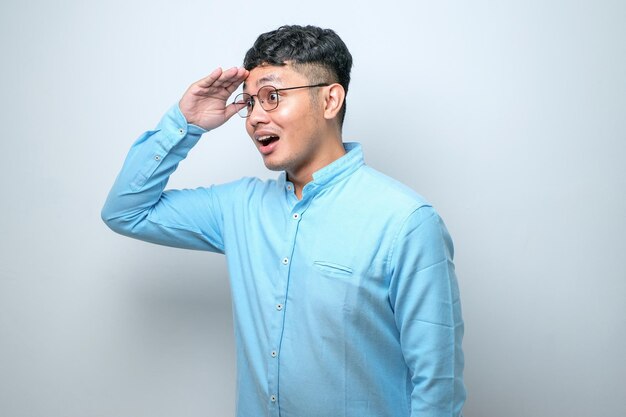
[322,83,345,121]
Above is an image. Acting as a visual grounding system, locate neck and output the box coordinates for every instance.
[288,140,346,200]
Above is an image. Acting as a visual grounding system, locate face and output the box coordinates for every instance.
[242,64,333,179]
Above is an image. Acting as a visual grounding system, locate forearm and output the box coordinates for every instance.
[101,105,216,249]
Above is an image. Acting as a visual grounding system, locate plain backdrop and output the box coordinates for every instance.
[1,1,624,416]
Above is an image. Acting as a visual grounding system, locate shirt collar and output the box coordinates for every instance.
[310,142,364,188]
[278,142,364,196]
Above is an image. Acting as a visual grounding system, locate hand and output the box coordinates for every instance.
[179,67,249,130]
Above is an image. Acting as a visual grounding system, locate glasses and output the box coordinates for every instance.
[233,83,329,118]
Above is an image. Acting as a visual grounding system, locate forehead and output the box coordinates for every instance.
[243,64,308,92]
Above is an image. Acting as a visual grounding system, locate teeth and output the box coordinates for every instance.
[257,135,277,144]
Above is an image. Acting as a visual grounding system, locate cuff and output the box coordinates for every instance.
[156,104,208,141]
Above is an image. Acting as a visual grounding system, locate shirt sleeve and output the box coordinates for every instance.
[388,205,466,417]
[101,104,226,253]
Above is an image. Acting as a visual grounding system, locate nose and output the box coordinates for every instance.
[248,99,270,126]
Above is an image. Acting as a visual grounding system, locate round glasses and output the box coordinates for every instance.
[233,83,329,118]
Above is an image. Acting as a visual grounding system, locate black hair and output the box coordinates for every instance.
[243,25,353,127]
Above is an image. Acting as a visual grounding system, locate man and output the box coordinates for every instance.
[102,25,465,417]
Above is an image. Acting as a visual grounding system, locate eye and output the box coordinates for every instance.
[234,94,253,108]
[267,91,279,105]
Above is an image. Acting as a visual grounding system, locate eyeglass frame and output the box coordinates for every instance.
[233,83,330,118]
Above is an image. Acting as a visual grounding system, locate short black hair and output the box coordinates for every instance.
[243,25,353,127]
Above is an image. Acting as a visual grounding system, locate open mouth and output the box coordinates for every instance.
[257,135,280,146]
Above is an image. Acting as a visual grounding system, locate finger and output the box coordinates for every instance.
[191,67,247,98]
[214,67,247,88]
[222,68,249,94]
[196,67,224,88]
[223,100,246,120]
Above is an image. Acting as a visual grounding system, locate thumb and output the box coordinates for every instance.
[223,101,246,120]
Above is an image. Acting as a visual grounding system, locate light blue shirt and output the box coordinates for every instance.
[102,105,466,417]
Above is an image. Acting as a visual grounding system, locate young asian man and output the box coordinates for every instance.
[102,24,466,417]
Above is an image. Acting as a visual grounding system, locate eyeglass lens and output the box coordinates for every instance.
[234,86,279,118]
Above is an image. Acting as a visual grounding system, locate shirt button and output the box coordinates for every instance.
[154,155,161,161]
[281,257,289,265]
[276,303,283,311]
[271,350,277,358]
[292,213,300,220]
[178,128,185,135]
[270,395,277,402]
[286,185,293,191]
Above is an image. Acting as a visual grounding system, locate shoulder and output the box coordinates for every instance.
[350,164,432,212]
[353,165,450,242]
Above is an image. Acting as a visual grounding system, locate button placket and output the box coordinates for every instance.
[268,197,306,413]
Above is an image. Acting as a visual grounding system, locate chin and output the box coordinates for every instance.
[262,159,286,172]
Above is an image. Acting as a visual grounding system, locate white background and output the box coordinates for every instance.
[1,1,624,416]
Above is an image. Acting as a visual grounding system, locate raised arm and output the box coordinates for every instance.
[101,67,248,252]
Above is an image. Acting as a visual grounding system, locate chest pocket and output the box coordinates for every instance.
[313,261,353,278]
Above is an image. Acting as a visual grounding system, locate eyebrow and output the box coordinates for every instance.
[242,74,282,92]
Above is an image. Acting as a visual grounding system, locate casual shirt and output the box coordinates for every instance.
[102,105,466,417]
